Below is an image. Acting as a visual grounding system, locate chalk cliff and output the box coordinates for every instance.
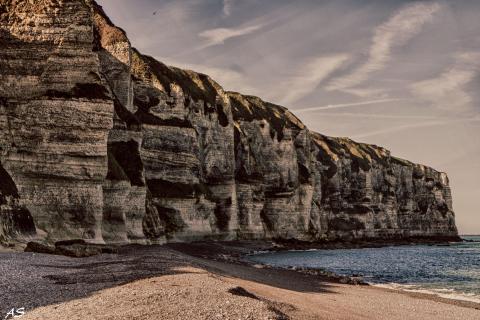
[0,0,458,245]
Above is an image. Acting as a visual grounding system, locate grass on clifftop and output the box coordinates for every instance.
[229,92,304,141]
[137,53,218,107]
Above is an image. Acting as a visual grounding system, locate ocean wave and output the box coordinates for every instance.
[372,283,480,304]
[248,243,480,305]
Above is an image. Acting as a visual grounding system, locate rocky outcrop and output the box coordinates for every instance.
[1,0,113,244]
[0,0,458,246]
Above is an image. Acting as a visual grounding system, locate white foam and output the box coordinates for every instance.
[372,283,480,304]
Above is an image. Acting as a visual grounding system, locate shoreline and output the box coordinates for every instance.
[2,239,479,319]
[368,284,480,311]
[371,283,480,305]
[167,240,480,310]
[233,239,480,306]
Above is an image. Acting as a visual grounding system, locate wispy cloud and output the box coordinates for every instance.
[198,24,264,48]
[312,112,440,120]
[96,0,480,235]
[352,116,480,139]
[280,54,350,104]
[294,98,400,113]
[410,52,480,111]
[326,2,442,96]
[222,0,234,17]
[338,87,388,98]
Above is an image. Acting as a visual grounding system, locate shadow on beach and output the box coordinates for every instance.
[0,242,337,316]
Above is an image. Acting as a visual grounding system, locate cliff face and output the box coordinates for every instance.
[0,0,458,245]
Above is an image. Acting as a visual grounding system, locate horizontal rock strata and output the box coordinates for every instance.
[0,0,458,245]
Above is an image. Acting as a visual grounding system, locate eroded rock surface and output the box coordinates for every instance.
[0,0,459,245]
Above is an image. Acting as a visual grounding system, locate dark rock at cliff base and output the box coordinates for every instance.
[25,241,118,257]
[55,239,87,247]
[54,244,103,258]
[54,239,118,257]
[1,0,458,246]
[24,242,56,255]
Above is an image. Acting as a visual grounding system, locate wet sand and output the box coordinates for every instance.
[1,242,479,320]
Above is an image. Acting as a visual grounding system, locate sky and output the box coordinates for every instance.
[97,0,480,234]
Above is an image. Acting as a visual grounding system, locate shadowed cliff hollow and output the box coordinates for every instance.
[0,0,458,245]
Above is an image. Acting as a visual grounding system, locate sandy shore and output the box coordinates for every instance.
[2,241,479,320]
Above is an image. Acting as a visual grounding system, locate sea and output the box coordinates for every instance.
[247,236,480,303]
